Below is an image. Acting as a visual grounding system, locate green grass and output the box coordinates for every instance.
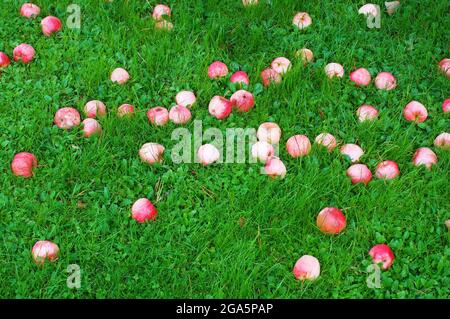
[0,0,449,298]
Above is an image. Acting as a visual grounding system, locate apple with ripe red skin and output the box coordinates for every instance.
[438,58,450,77]
[0,52,10,68]
[264,157,286,179]
[82,118,102,138]
[111,68,130,85]
[442,99,450,113]
[131,198,158,223]
[292,255,320,280]
[434,132,450,150]
[197,144,220,166]
[32,240,59,265]
[350,68,371,86]
[251,141,274,163]
[11,152,37,178]
[286,135,311,158]
[271,57,291,74]
[84,100,106,118]
[403,101,428,123]
[257,122,281,144]
[315,133,337,152]
[374,72,397,90]
[13,44,35,63]
[208,61,228,79]
[208,96,232,120]
[357,105,379,122]
[152,4,171,21]
[54,107,81,129]
[230,71,249,86]
[369,244,395,270]
[413,147,438,169]
[260,68,281,87]
[316,207,346,234]
[375,160,400,179]
[325,63,344,78]
[41,16,62,36]
[230,90,254,112]
[20,3,41,18]
[176,91,196,108]
[139,143,165,165]
[346,164,372,185]
[147,107,169,126]
[169,105,191,124]
[340,144,364,162]
[117,104,134,117]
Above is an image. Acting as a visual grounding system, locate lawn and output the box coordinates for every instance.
[0,0,449,299]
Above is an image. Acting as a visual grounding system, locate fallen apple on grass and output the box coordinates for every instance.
[139,143,165,165]
[208,61,228,79]
[152,4,171,21]
[315,133,337,152]
[208,96,232,120]
[286,135,311,158]
[230,90,254,112]
[147,107,169,126]
[412,147,438,169]
[369,244,394,270]
[117,104,134,117]
[260,68,281,87]
[84,100,106,118]
[295,48,313,65]
[20,3,40,18]
[293,255,320,281]
[251,141,275,163]
[340,143,364,162]
[257,122,281,144]
[176,91,196,108]
[32,240,59,265]
[82,118,102,138]
[403,101,428,123]
[230,71,249,86]
[169,105,191,124]
[11,152,37,178]
[434,132,450,150]
[41,16,62,36]
[374,72,397,90]
[54,107,81,129]
[325,63,344,78]
[131,198,158,223]
[316,207,346,234]
[292,12,312,29]
[271,57,291,74]
[357,105,379,122]
[438,58,450,77]
[442,99,450,113]
[350,68,371,86]
[346,164,372,185]
[375,160,400,179]
[110,67,130,85]
[13,44,35,63]
[264,157,286,179]
[197,144,220,166]
[0,52,10,68]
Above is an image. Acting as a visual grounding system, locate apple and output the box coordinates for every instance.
[147,107,169,126]
[230,89,254,112]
